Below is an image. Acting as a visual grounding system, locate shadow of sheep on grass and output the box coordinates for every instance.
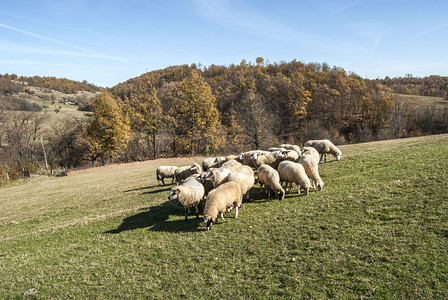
[105,200,203,234]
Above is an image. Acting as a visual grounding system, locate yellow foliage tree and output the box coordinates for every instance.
[85,92,130,164]
[176,70,222,154]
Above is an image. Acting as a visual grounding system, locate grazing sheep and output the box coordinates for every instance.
[280,144,301,153]
[200,167,231,195]
[168,176,205,221]
[225,154,240,162]
[283,150,300,162]
[268,147,287,152]
[301,146,320,163]
[175,163,202,184]
[202,157,217,171]
[203,181,242,231]
[156,166,179,185]
[220,159,243,172]
[257,164,285,201]
[227,165,255,200]
[304,139,342,163]
[299,154,324,191]
[277,161,310,195]
[239,150,267,168]
[202,157,226,171]
[251,151,285,169]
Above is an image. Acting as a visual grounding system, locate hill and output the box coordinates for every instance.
[1,134,447,298]
[1,74,102,121]
[394,93,448,109]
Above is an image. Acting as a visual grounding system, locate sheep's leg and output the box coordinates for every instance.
[297,184,301,194]
[194,205,199,219]
[220,212,227,222]
[184,207,189,222]
[235,206,239,219]
[161,177,165,185]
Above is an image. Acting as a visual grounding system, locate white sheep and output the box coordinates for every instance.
[225,154,240,162]
[283,150,300,162]
[220,159,243,172]
[156,166,179,185]
[277,160,310,195]
[168,176,205,221]
[174,163,202,184]
[304,139,342,163]
[203,181,242,231]
[257,164,285,201]
[280,144,301,153]
[227,165,255,200]
[200,167,231,195]
[298,154,324,191]
[202,157,226,171]
[251,151,285,169]
[268,147,287,152]
[301,146,320,163]
[238,150,268,167]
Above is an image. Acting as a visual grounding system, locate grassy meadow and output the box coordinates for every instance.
[394,93,448,109]
[1,134,447,298]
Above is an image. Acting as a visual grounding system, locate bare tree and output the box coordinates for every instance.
[239,92,274,149]
[3,112,48,169]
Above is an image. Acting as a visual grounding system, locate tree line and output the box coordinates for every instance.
[1,60,447,182]
[0,73,102,94]
[375,75,448,99]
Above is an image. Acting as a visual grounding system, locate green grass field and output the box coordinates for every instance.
[1,135,447,298]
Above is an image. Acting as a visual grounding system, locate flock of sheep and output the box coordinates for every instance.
[157,139,342,230]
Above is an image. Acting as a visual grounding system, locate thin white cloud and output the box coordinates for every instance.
[330,1,362,15]
[191,0,300,41]
[0,23,145,67]
[0,39,97,58]
[0,60,107,69]
[411,22,448,39]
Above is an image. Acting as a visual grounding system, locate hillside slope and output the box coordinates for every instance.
[0,134,447,298]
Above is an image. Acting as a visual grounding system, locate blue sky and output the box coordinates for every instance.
[1,0,447,87]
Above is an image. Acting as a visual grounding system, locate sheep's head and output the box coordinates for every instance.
[334,152,342,161]
[317,181,324,191]
[203,216,215,231]
[168,187,180,201]
[277,189,285,201]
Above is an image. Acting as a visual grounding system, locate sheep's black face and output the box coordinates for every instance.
[168,188,180,201]
[204,217,214,231]
[277,190,285,201]
[317,182,324,191]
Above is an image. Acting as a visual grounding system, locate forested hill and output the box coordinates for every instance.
[0,73,103,94]
[111,60,393,152]
[374,75,448,99]
[1,60,447,175]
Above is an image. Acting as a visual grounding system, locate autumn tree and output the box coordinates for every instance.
[175,70,222,154]
[123,79,162,159]
[85,92,130,164]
